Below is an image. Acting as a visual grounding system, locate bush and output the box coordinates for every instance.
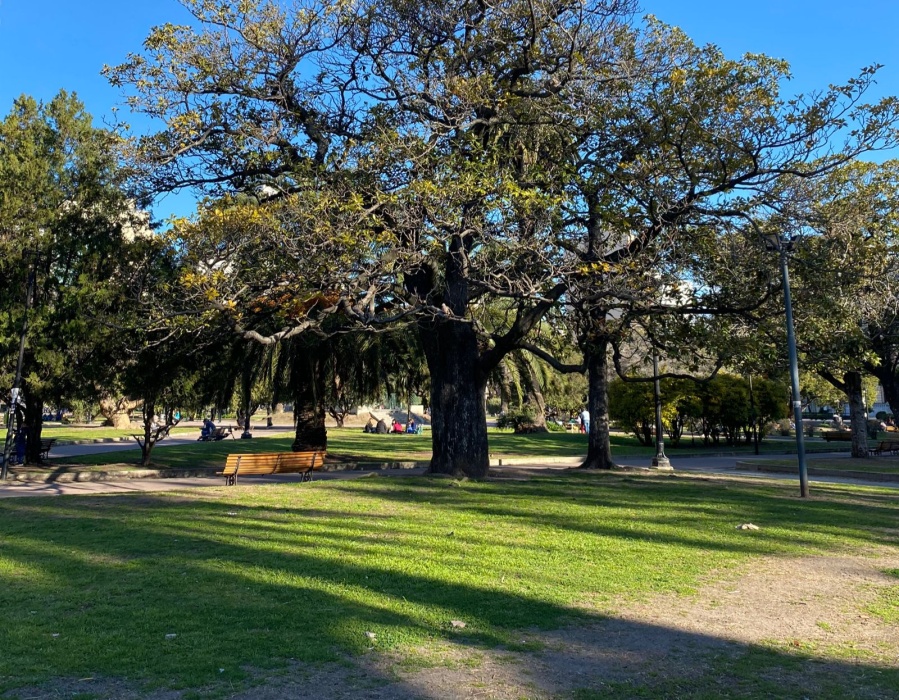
[776,418,793,437]
[496,407,537,432]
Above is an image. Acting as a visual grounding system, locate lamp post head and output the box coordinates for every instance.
[762,233,797,253]
[762,233,782,252]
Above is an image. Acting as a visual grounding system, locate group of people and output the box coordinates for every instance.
[363,416,419,434]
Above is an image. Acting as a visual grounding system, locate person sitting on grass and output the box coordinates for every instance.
[201,418,215,440]
[406,419,417,434]
[391,418,403,433]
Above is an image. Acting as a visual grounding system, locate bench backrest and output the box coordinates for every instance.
[223,451,323,476]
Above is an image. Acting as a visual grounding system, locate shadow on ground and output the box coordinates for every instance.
[0,474,896,699]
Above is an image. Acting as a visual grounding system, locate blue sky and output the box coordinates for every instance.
[2,0,898,219]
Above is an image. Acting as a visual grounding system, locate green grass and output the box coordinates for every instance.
[747,457,899,474]
[0,474,898,697]
[51,428,849,472]
[869,569,899,624]
[40,426,197,442]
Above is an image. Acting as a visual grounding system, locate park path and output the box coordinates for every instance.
[0,447,894,498]
[45,427,295,459]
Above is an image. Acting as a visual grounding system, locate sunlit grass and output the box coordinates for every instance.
[0,474,897,695]
[53,428,850,472]
[40,426,197,442]
[869,569,899,624]
[746,457,899,474]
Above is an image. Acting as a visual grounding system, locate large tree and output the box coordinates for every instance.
[107,0,638,476]
[550,22,899,467]
[0,92,133,464]
[107,1,899,477]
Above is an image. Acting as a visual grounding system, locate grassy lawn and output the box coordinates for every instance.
[748,457,899,474]
[40,426,197,442]
[50,428,852,473]
[0,474,897,698]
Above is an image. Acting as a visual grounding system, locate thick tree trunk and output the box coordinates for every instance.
[98,395,141,428]
[581,338,615,469]
[291,355,327,452]
[420,319,489,478]
[845,371,869,458]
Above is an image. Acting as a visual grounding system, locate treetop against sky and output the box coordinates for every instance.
[1,0,897,221]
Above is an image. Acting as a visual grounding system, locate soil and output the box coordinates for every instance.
[7,550,898,700]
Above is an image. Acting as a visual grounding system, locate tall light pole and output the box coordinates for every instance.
[764,234,809,498]
[651,349,672,470]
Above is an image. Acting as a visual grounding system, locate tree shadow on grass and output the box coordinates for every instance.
[326,473,899,554]
[0,480,896,698]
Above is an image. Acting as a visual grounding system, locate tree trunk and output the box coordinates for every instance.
[140,399,156,466]
[845,371,869,458]
[873,367,899,419]
[291,355,327,452]
[517,353,548,432]
[23,392,44,464]
[498,360,514,415]
[420,318,489,478]
[98,395,140,428]
[581,338,615,469]
[327,408,346,428]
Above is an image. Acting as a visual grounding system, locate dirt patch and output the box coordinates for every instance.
[377,550,899,699]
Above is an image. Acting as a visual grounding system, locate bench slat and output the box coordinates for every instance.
[220,451,324,484]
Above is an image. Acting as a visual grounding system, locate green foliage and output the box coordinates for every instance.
[0,92,136,459]
[608,377,656,446]
[495,407,537,433]
[609,373,789,447]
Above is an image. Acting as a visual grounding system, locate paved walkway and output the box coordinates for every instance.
[0,446,894,498]
[0,467,426,499]
[46,428,295,459]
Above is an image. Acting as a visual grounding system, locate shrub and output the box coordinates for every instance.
[496,407,537,433]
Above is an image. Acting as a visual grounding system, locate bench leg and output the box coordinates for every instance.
[225,474,236,486]
[302,470,313,483]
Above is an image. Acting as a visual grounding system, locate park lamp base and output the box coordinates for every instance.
[651,455,673,471]
[240,431,253,439]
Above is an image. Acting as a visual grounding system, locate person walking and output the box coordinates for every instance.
[580,408,590,435]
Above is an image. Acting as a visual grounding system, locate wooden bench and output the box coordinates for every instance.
[871,441,899,456]
[39,438,56,460]
[219,451,325,485]
[822,431,853,442]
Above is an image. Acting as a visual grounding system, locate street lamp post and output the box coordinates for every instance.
[764,234,809,498]
[651,349,672,470]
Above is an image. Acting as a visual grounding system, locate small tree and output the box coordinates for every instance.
[608,377,656,446]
